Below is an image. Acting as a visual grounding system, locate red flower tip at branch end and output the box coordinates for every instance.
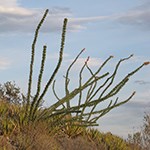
[144,62,150,66]
[130,54,134,57]
[85,56,90,64]
[81,48,86,52]
[133,91,136,95]
[87,56,90,61]
[45,9,49,13]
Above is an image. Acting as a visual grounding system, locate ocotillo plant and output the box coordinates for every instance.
[23,9,150,128]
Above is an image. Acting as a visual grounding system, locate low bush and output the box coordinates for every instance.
[127,113,150,150]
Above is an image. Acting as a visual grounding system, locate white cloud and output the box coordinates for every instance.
[0,0,18,7]
[69,16,110,24]
[0,58,11,70]
[0,7,109,33]
[0,5,42,33]
[0,6,66,33]
[47,52,70,59]
[116,2,150,30]
[0,0,150,34]
[130,55,149,63]
[65,57,103,68]
[134,80,150,85]
[0,0,110,33]
[67,16,110,32]
[136,89,150,101]
[68,1,150,32]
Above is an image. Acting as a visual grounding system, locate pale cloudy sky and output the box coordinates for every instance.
[0,0,150,138]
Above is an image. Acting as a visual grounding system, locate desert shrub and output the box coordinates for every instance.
[85,128,103,143]
[0,81,22,105]
[0,100,19,135]
[9,122,59,150]
[85,128,131,150]
[142,113,150,149]
[103,132,131,150]
[127,113,150,150]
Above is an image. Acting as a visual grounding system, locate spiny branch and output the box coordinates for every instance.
[25,9,49,121]
[37,18,68,105]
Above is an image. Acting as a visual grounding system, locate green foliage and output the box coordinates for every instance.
[0,100,15,135]
[0,99,26,136]
[0,81,22,105]
[86,128,103,143]
[103,132,131,150]
[24,9,68,123]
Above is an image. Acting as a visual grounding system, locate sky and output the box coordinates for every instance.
[0,0,150,138]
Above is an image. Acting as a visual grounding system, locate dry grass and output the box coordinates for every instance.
[0,119,131,150]
[1,98,149,150]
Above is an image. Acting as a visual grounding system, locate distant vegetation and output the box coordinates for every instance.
[127,113,150,150]
[0,9,149,150]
